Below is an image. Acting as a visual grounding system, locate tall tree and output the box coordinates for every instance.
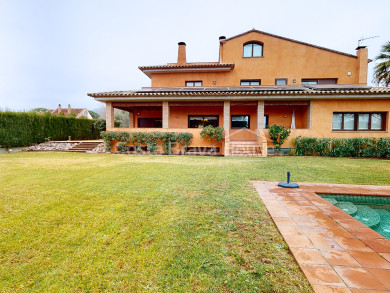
[373,41,390,86]
[114,109,129,127]
[31,108,48,112]
[88,110,100,119]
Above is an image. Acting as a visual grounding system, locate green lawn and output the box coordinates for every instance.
[1,152,389,292]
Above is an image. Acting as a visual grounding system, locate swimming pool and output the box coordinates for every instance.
[319,194,390,240]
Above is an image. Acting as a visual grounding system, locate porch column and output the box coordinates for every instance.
[223,101,230,130]
[257,100,264,129]
[307,101,312,129]
[162,101,169,128]
[128,111,134,128]
[223,101,230,156]
[257,100,268,157]
[106,102,114,129]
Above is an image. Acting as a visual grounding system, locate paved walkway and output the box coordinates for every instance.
[252,181,390,293]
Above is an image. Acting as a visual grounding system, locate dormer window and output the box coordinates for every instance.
[243,42,263,57]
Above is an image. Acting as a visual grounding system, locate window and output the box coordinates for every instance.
[302,78,337,85]
[240,80,261,86]
[332,112,386,131]
[243,42,263,57]
[138,118,162,128]
[231,115,250,128]
[188,115,219,128]
[275,78,288,86]
[264,115,269,128]
[185,81,202,87]
[84,111,88,118]
[301,79,318,85]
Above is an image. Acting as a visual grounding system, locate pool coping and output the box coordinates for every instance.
[252,181,390,293]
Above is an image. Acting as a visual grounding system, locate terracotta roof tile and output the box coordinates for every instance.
[51,108,84,116]
[88,86,390,98]
[139,63,235,77]
[139,63,234,70]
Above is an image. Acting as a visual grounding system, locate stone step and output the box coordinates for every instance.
[230,141,258,145]
[230,148,260,149]
[70,146,101,150]
[229,140,262,157]
[68,149,90,153]
[230,154,262,156]
[230,146,261,150]
[73,142,102,146]
[335,202,358,216]
[68,142,103,153]
[354,205,381,228]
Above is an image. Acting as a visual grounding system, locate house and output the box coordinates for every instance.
[50,104,93,119]
[88,29,390,156]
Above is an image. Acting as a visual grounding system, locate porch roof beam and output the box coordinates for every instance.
[112,102,162,107]
[169,102,223,107]
[94,94,390,103]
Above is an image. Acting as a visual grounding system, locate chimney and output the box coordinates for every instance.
[68,104,71,115]
[356,46,368,86]
[177,42,186,65]
[219,36,226,63]
[58,104,61,113]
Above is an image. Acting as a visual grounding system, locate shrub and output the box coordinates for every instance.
[331,138,354,157]
[160,132,177,154]
[200,126,224,154]
[293,137,332,157]
[377,138,390,158]
[293,137,317,156]
[101,131,131,152]
[176,132,194,154]
[292,136,390,158]
[315,138,332,156]
[145,132,160,154]
[100,131,194,155]
[268,124,291,151]
[93,119,106,133]
[117,142,128,153]
[131,132,147,154]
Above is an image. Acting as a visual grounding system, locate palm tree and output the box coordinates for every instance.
[373,41,390,86]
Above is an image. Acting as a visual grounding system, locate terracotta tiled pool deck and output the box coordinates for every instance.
[252,181,390,293]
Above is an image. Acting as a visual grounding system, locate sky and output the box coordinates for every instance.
[0,0,389,113]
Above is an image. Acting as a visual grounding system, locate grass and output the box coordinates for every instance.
[0,152,389,292]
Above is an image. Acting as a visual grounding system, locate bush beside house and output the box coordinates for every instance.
[268,124,291,152]
[101,131,195,155]
[292,136,390,158]
[200,126,224,154]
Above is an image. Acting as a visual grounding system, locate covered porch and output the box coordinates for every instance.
[104,100,312,156]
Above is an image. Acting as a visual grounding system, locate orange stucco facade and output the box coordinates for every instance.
[275,99,390,148]
[150,30,367,87]
[89,29,389,156]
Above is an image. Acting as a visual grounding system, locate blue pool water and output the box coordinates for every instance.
[319,194,390,240]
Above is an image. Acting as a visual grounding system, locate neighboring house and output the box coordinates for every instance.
[50,104,93,119]
[88,29,390,156]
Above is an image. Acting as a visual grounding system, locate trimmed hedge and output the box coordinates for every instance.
[0,111,103,147]
[293,136,390,158]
